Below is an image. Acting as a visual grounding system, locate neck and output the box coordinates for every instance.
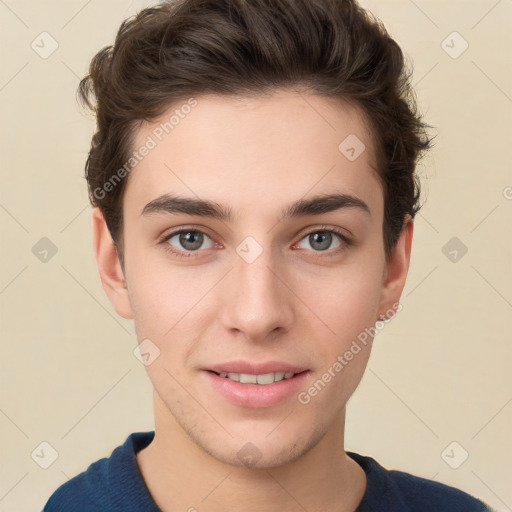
[136,392,366,512]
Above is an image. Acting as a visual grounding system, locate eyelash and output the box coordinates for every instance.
[157,225,352,260]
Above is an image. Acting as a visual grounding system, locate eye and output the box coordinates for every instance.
[295,227,351,254]
[160,228,215,258]
[158,225,352,260]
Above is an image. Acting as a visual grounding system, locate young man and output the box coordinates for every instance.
[43,0,493,510]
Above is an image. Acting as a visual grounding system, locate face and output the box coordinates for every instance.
[95,90,411,468]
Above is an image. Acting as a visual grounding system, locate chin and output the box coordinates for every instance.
[196,424,323,470]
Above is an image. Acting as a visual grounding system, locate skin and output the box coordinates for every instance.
[92,89,413,512]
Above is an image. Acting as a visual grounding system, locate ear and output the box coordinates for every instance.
[377,215,413,320]
[91,207,134,320]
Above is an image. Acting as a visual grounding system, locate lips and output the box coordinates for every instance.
[214,371,296,385]
[203,366,310,408]
[205,361,309,386]
[205,360,309,375]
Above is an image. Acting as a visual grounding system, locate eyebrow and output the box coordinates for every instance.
[141,192,371,221]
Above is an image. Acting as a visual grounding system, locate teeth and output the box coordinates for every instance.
[240,373,257,384]
[216,371,297,384]
[256,373,274,384]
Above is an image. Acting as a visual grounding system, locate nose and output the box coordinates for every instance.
[219,242,295,342]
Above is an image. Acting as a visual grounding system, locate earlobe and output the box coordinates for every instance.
[91,207,134,320]
[377,215,414,320]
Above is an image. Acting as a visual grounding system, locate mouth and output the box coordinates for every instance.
[206,369,306,385]
[202,363,310,408]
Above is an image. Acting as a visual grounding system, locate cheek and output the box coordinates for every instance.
[303,260,383,334]
[126,256,219,386]
[296,310,374,418]
[298,272,379,411]
[297,255,383,375]
[127,251,215,333]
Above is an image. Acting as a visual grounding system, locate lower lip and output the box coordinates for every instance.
[203,370,310,408]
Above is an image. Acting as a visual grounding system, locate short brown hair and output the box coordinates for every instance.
[78,0,434,268]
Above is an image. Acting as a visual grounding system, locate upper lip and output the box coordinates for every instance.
[204,360,309,375]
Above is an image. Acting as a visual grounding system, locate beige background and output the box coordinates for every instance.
[0,0,511,510]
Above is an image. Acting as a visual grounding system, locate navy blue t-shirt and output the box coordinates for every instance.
[43,431,493,511]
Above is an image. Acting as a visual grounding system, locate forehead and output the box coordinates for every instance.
[125,90,383,221]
